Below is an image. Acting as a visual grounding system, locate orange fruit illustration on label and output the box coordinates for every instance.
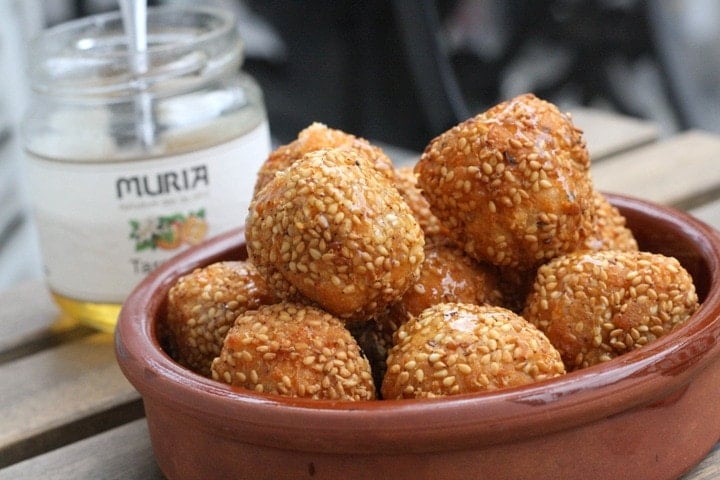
[156,221,183,250]
[130,209,207,251]
[181,215,208,245]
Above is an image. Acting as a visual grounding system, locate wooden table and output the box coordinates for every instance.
[1,108,720,479]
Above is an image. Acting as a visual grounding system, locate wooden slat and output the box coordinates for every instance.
[0,419,163,480]
[0,333,142,467]
[591,130,720,208]
[0,281,62,348]
[568,107,659,161]
[681,443,720,480]
[691,198,720,231]
[0,281,94,363]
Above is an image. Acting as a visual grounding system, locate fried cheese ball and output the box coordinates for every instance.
[523,250,699,370]
[211,302,376,400]
[165,261,279,377]
[584,191,638,252]
[246,147,425,322]
[394,165,448,236]
[384,235,504,325]
[382,303,566,399]
[415,93,595,269]
[254,122,395,196]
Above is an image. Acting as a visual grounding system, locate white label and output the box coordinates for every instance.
[25,121,270,303]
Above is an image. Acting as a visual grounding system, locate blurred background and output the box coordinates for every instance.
[1,0,719,287]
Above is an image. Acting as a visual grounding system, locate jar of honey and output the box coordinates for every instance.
[22,5,271,332]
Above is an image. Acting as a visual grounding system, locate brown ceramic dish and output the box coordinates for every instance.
[116,193,720,480]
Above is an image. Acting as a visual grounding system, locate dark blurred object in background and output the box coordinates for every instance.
[245,1,430,149]
[33,0,720,150]
[242,0,703,150]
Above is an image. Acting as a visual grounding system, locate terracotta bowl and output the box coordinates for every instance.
[115,194,720,480]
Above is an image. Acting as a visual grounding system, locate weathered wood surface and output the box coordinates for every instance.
[0,276,144,473]
[591,130,720,211]
[691,198,720,231]
[0,419,163,480]
[569,106,659,161]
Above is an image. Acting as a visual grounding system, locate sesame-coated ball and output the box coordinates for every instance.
[394,166,448,237]
[415,93,595,269]
[381,303,566,399]
[165,261,279,377]
[523,250,699,370]
[211,302,376,400]
[384,235,504,325]
[370,235,505,393]
[584,191,638,252]
[246,147,425,322]
[253,122,396,196]
[497,192,637,314]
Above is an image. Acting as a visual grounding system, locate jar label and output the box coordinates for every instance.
[25,121,271,303]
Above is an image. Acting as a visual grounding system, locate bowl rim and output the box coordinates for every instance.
[115,193,720,453]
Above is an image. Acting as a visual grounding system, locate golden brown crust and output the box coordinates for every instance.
[165,261,279,377]
[584,191,639,252]
[394,166,448,237]
[211,302,376,400]
[246,147,425,322]
[254,122,396,196]
[381,303,565,399]
[383,235,504,325]
[523,250,699,370]
[415,93,595,269]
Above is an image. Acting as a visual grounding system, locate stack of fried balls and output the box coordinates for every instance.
[162,93,699,401]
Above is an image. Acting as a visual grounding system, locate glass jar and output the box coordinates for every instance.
[22,5,271,332]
